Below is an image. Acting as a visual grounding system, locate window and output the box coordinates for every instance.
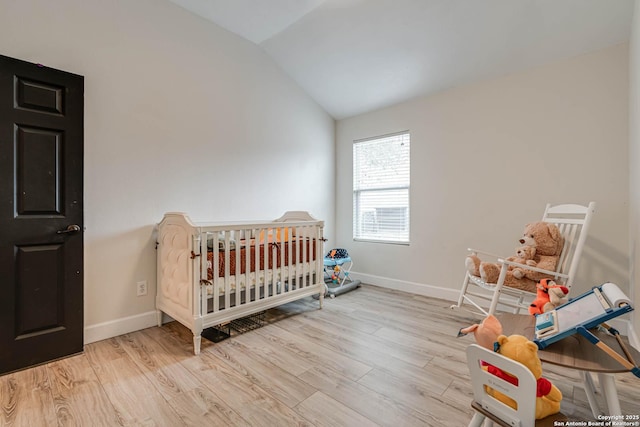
[353,132,410,243]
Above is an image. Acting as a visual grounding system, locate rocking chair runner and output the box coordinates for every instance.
[452,202,596,316]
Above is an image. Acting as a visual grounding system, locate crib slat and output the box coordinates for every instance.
[234,229,241,308]
[244,228,251,303]
[287,230,293,290]
[308,226,313,287]
[213,232,220,313]
[254,228,261,301]
[279,227,285,294]
[297,229,303,289]
[271,231,279,295]
[302,226,308,287]
[224,231,230,310]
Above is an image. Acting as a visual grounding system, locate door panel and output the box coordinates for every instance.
[0,54,84,375]
[16,77,64,115]
[16,126,63,215]
[16,244,64,338]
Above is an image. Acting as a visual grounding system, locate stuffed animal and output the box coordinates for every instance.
[467,245,536,280]
[529,279,570,315]
[517,222,565,282]
[466,222,564,293]
[543,280,569,312]
[506,245,537,279]
[529,280,553,315]
[488,334,562,420]
[457,314,503,350]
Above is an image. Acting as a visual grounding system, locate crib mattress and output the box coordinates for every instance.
[206,238,316,279]
[205,238,317,295]
[204,262,314,295]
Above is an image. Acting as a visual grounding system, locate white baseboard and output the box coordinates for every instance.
[349,272,460,302]
[350,271,639,343]
[84,310,159,344]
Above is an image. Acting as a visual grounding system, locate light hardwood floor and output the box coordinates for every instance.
[1,284,639,426]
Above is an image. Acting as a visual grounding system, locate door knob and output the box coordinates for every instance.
[57,224,81,234]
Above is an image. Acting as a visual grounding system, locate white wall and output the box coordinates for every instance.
[629,0,640,348]
[337,44,629,303]
[0,0,335,342]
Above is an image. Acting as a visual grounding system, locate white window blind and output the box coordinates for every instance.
[353,132,410,243]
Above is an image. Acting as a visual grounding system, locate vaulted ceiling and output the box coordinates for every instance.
[167,0,634,119]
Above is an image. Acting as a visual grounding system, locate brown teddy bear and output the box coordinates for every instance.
[466,222,564,293]
[517,222,564,282]
[488,334,562,419]
[507,245,537,279]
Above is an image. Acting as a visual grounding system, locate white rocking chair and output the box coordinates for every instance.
[452,202,596,316]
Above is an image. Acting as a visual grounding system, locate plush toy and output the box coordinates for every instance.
[457,314,503,350]
[468,245,536,278]
[529,279,570,315]
[543,280,569,312]
[506,245,537,279]
[517,222,565,282]
[331,265,341,283]
[488,334,562,420]
[529,280,552,315]
[466,221,564,293]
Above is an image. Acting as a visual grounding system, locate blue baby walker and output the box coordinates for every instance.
[322,248,361,298]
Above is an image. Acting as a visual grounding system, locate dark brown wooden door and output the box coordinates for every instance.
[0,55,84,374]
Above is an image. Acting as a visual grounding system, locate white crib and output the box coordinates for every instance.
[156,211,325,354]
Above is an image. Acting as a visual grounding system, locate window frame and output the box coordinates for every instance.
[352,131,410,245]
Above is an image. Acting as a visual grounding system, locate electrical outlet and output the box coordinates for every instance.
[136,280,147,297]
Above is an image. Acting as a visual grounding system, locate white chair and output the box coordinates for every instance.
[453,202,596,316]
[466,344,567,427]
